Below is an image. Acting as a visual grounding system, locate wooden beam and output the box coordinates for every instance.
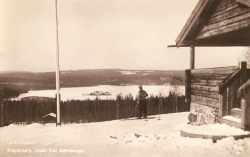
[212,2,239,17]
[218,69,241,93]
[241,98,247,129]
[191,85,218,93]
[168,42,250,47]
[196,20,250,40]
[200,12,250,34]
[191,95,219,108]
[192,66,238,74]
[219,89,227,118]
[242,91,250,130]
[192,79,222,86]
[208,6,250,25]
[185,70,191,110]
[191,90,219,99]
[240,61,247,85]
[190,45,195,69]
[176,0,212,47]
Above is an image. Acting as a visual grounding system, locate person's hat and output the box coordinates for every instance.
[138,85,142,88]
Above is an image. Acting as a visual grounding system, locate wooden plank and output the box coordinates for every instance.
[242,91,250,130]
[181,36,250,46]
[191,95,219,108]
[212,0,238,17]
[233,77,241,108]
[192,79,222,86]
[191,85,218,93]
[240,61,247,85]
[228,83,233,115]
[176,0,212,47]
[196,20,250,39]
[190,45,195,69]
[176,0,205,42]
[201,12,250,33]
[192,66,238,74]
[191,90,219,99]
[219,89,227,118]
[209,8,250,25]
[185,70,191,110]
[192,73,232,80]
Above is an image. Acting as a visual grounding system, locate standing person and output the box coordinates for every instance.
[137,85,148,119]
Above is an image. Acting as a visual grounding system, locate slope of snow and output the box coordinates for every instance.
[1,112,250,157]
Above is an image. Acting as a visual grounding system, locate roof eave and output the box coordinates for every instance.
[175,0,214,48]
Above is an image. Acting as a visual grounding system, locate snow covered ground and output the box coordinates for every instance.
[1,112,250,157]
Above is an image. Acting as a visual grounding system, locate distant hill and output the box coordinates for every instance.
[0,69,185,92]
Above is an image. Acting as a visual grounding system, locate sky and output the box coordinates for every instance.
[0,0,247,72]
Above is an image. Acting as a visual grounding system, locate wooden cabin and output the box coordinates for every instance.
[170,0,250,130]
[43,113,56,124]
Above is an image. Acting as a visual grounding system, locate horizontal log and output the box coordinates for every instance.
[192,66,238,75]
[191,90,219,99]
[191,95,219,108]
[196,20,250,40]
[191,85,218,93]
[201,12,250,34]
[212,0,238,17]
[192,73,232,80]
[208,8,250,25]
[192,79,222,86]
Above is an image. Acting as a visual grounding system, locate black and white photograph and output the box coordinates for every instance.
[1,0,250,156]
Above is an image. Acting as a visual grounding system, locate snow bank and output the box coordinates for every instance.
[1,112,250,157]
[179,123,250,136]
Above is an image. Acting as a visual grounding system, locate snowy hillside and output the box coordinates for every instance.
[1,112,250,157]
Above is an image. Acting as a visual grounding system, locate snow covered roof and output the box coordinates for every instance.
[43,113,56,118]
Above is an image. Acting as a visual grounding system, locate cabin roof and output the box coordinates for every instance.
[43,113,56,118]
[174,0,250,47]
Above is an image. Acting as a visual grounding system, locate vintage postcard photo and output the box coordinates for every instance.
[1,0,250,156]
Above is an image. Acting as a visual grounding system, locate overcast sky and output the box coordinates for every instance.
[0,0,246,72]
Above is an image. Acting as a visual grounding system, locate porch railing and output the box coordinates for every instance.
[218,61,250,129]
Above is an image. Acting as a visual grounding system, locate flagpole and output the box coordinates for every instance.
[55,0,61,126]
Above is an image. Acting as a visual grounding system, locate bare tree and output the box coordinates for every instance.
[170,77,183,96]
[241,47,250,68]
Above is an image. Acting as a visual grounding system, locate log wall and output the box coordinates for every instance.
[196,0,250,39]
[191,66,238,108]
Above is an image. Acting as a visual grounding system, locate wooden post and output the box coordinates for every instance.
[239,61,250,130]
[219,89,227,118]
[241,91,250,130]
[228,85,233,115]
[241,98,246,129]
[190,45,195,69]
[185,70,191,111]
[240,61,247,85]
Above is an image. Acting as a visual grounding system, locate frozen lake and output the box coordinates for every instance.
[17,85,185,101]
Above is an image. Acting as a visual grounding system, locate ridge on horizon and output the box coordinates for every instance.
[0,69,184,74]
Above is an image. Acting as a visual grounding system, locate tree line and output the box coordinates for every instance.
[0,93,188,127]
